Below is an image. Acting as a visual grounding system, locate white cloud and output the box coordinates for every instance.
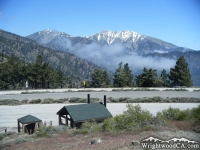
[65,41,176,73]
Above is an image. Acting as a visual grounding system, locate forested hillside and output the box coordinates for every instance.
[0,30,103,83]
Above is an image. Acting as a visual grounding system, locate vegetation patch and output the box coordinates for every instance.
[193,89,200,92]
[54,98,68,103]
[164,88,189,91]
[0,132,15,140]
[157,105,200,121]
[69,97,99,103]
[15,137,29,144]
[42,98,55,104]
[133,88,159,91]
[75,104,163,134]
[77,90,96,92]
[109,97,200,103]
[0,99,21,105]
[29,99,42,104]
[36,125,69,137]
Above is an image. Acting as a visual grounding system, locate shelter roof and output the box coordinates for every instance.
[57,103,112,122]
[18,115,41,124]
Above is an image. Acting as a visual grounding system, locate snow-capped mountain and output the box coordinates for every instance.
[27,29,200,86]
[27,29,185,54]
[27,29,70,45]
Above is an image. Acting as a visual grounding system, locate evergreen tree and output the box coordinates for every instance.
[135,67,158,87]
[90,69,110,88]
[169,55,192,87]
[160,69,170,87]
[123,63,134,87]
[113,62,126,87]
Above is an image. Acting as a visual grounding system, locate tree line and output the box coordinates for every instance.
[86,55,192,88]
[0,54,192,90]
[0,54,66,90]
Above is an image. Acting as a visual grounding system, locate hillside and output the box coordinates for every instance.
[0,29,104,81]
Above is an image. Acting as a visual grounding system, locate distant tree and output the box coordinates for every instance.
[160,69,170,87]
[113,62,125,87]
[123,63,134,87]
[90,69,110,88]
[135,67,158,87]
[113,62,134,87]
[169,56,192,87]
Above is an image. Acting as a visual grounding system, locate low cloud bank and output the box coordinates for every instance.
[62,38,176,73]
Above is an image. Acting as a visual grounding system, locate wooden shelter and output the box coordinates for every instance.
[18,115,42,134]
[57,96,112,128]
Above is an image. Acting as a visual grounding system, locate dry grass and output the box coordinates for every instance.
[168,120,194,130]
[1,128,200,150]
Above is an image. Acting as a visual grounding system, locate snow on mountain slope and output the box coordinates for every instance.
[27,29,70,44]
[27,29,181,54]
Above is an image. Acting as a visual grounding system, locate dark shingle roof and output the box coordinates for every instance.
[57,103,112,122]
[18,115,41,124]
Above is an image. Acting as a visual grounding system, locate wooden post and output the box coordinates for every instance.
[22,124,24,133]
[87,94,90,104]
[18,121,20,133]
[5,127,7,132]
[104,95,106,107]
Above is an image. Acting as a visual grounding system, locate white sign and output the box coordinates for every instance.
[26,81,28,88]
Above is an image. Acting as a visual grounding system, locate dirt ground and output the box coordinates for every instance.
[1,128,200,150]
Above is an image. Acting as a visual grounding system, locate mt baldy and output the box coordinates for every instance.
[27,29,200,86]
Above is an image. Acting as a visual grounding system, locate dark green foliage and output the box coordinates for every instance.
[160,69,170,87]
[90,69,110,88]
[113,62,134,87]
[135,67,158,87]
[0,54,67,90]
[169,55,193,87]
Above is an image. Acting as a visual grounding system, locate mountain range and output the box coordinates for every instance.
[0,29,200,86]
[27,29,200,86]
[27,29,192,54]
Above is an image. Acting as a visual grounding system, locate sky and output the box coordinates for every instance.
[0,0,200,50]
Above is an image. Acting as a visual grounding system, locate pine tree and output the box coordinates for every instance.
[123,63,134,87]
[113,62,125,87]
[90,69,110,88]
[169,55,192,87]
[135,67,158,87]
[160,69,170,87]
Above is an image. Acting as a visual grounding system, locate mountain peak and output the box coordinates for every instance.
[92,30,142,45]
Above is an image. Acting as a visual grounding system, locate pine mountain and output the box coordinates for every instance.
[27,29,200,86]
[0,29,104,81]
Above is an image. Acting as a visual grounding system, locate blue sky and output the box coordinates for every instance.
[0,0,200,50]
